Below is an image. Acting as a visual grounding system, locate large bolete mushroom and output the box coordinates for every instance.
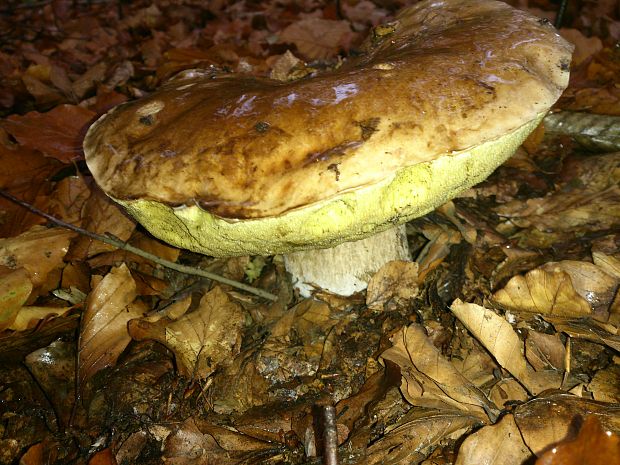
[84,0,572,297]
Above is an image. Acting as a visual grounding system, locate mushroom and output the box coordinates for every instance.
[83,0,572,297]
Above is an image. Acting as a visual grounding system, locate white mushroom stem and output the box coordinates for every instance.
[283,225,410,297]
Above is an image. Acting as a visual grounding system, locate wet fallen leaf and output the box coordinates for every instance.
[78,264,144,387]
[380,324,498,420]
[128,286,245,379]
[450,300,563,394]
[366,260,418,312]
[9,305,72,331]
[455,414,531,465]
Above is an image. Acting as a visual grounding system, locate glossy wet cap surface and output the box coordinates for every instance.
[84,0,572,220]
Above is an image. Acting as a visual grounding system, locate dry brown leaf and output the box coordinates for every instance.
[535,416,620,465]
[366,260,419,311]
[367,409,481,465]
[68,187,135,260]
[47,175,92,226]
[0,225,75,294]
[544,317,620,352]
[489,378,529,408]
[525,331,566,372]
[0,104,95,163]
[450,300,562,394]
[380,324,498,420]
[0,268,32,331]
[540,261,618,320]
[587,364,620,402]
[279,18,353,59]
[493,268,592,317]
[455,414,531,465]
[128,286,245,379]
[78,264,143,387]
[514,392,620,456]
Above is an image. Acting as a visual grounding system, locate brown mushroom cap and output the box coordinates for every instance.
[84,0,572,257]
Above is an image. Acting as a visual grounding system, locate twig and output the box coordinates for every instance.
[0,189,278,301]
[321,405,339,465]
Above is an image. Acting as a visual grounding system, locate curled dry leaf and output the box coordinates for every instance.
[0,104,95,163]
[455,414,531,465]
[128,286,245,379]
[79,264,143,387]
[493,268,592,318]
[0,268,32,331]
[514,392,620,456]
[279,18,353,60]
[535,415,620,465]
[366,260,418,312]
[450,300,563,394]
[380,324,498,421]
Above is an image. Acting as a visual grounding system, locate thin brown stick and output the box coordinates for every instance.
[0,189,278,301]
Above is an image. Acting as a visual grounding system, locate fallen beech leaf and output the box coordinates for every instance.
[514,392,620,456]
[380,324,498,420]
[493,268,592,317]
[535,416,620,465]
[128,286,245,379]
[544,317,620,352]
[78,264,143,387]
[525,331,566,372]
[587,364,620,402]
[455,414,531,465]
[540,261,618,320]
[279,18,353,59]
[489,378,529,407]
[0,226,75,293]
[87,447,117,465]
[48,175,92,226]
[450,300,562,394]
[366,260,418,311]
[367,408,481,465]
[560,29,603,66]
[0,104,95,163]
[0,268,32,331]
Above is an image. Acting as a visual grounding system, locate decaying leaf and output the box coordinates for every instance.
[78,264,143,387]
[493,267,592,318]
[0,268,32,331]
[450,300,562,394]
[9,305,72,331]
[543,317,620,352]
[128,286,245,379]
[366,260,418,311]
[455,414,531,465]
[380,324,498,420]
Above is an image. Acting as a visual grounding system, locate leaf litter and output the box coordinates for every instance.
[0,0,619,464]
